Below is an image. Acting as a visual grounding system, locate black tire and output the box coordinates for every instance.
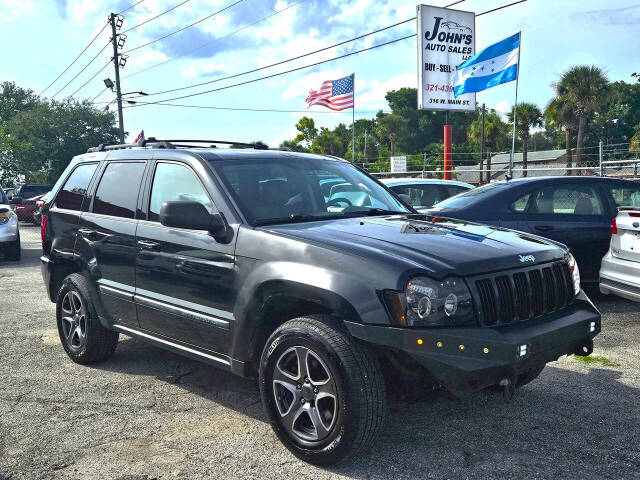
[517,365,545,388]
[56,273,119,364]
[259,315,387,465]
[4,234,20,261]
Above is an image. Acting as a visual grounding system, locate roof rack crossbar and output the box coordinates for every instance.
[87,138,269,153]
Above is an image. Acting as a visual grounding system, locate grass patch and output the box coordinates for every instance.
[572,355,620,367]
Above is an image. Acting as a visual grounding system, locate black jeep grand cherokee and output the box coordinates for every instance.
[40,140,600,465]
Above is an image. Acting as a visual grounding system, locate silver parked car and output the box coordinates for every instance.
[600,206,640,302]
[380,178,473,210]
[0,186,20,261]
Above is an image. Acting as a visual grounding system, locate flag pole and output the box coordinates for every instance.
[508,31,521,180]
[352,73,355,162]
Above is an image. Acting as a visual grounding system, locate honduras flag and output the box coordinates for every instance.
[452,32,520,98]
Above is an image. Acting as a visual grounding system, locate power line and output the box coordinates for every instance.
[51,41,111,98]
[117,101,389,115]
[124,0,523,100]
[118,0,145,15]
[69,60,112,97]
[122,0,307,80]
[39,21,109,95]
[123,0,245,53]
[128,17,415,98]
[123,33,416,108]
[91,87,110,103]
[121,0,192,33]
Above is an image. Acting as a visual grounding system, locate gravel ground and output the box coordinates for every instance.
[1,224,639,480]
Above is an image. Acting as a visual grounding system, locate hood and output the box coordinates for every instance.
[263,214,566,277]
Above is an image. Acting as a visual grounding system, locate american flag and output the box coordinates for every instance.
[134,130,145,143]
[305,74,354,111]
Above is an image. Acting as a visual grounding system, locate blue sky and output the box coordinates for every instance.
[1,0,639,146]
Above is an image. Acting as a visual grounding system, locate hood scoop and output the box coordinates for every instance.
[400,220,446,235]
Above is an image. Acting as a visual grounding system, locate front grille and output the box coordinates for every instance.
[473,261,574,326]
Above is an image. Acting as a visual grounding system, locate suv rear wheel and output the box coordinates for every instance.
[259,315,386,465]
[56,273,119,364]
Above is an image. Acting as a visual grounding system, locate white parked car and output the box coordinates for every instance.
[0,186,20,261]
[380,178,473,210]
[600,206,640,302]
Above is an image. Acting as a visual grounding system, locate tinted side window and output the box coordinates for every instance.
[93,162,145,219]
[607,184,640,207]
[55,163,98,211]
[531,185,603,215]
[443,185,469,197]
[511,192,531,212]
[149,163,213,222]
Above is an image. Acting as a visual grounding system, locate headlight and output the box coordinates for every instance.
[567,253,580,295]
[385,276,476,327]
[0,217,8,225]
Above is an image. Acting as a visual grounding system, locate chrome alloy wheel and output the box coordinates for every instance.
[272,346,338,443]
[61,291,87,351]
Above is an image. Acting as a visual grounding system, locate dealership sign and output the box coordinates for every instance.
[416,5,475,111]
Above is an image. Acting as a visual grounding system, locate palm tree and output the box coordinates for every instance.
[544,97,576,174]
[555,66,610,174]
[376,114,405,156]
[508,102,542,177]
[468,110,509,183]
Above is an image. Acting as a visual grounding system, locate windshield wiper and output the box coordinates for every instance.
[342,208,408,217]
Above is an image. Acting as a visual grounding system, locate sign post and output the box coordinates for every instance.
[417,5,475,180]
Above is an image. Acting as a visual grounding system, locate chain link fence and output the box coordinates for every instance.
[358,142,639,184]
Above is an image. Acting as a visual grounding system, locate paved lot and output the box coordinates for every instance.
[1,224,639,480]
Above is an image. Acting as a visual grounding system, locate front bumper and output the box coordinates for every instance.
[0,219,19,243]
[345,292,600,395]
[600,251,640,302]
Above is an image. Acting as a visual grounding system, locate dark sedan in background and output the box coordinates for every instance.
[425,176,640,283]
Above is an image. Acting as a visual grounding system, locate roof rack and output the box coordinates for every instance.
[87,138,269,153]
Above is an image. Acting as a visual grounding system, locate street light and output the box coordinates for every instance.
[103,78,114,90]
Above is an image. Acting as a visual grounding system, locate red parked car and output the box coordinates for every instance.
[14,193,46,222]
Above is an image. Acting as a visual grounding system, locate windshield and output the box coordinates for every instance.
[431,182,506,210]
[211,156,411,225]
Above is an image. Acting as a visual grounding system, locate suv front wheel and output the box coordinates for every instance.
[56,274,119,364]
[259,315,387,465]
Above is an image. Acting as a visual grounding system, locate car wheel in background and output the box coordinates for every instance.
[56,273,119,364]
[259,315,387,465]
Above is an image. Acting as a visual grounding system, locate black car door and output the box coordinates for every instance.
[134,160,236,356]
[523,181,610,283]
[76,160,147,328]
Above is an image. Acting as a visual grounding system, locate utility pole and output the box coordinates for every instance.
[364,129,367,160]
[480,103,485,184]
[109,13,125,143]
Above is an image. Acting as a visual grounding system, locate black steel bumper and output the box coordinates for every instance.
[345,292,601,395]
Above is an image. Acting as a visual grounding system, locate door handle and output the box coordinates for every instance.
[534,225,554,231]
[137,240,161,251]
[78,228,99,240]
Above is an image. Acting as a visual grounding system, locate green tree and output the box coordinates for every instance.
[467,109,509,183]
[310,127,343,155]
[376,113,406,156]
[293,116,318,147]
[0,82,119,184]
[555,66,610,172]
[545,96,576,173]
[508,102,543,177]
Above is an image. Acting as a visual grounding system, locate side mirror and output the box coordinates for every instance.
[10,197,22,205]
[159,201,227,238]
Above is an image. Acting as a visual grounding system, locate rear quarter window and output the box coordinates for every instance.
[54,163,98,211]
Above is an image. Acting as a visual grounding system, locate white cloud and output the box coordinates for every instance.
[0,0,35,22]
